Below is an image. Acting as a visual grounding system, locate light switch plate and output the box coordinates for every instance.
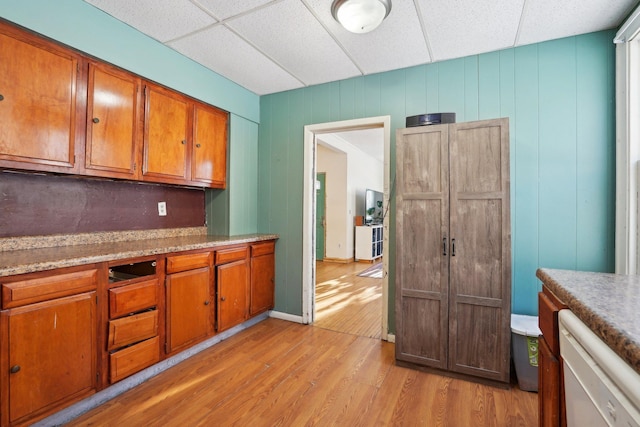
[158,201,167,216]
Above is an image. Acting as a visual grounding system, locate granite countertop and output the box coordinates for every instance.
[0,228,279,278]
[536,268,640,375]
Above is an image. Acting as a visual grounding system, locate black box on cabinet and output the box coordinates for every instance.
[406,113,456,127]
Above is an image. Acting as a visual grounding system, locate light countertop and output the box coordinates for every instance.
[0,228,278,277]
[536,268,640,375]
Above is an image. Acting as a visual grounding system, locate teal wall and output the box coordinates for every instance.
[0,0,261,238]
[0,0,616,329]
[207,115,259,235]
[259,31,616,329]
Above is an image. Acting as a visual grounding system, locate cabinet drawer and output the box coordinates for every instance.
[109,279,158,319]
[539,291,561,355]
[166,251,212,274]
[107,310,158,351]
[251,241,275,257]
[2,268,97,308]
[109,336,160,383]
[215,246,248,265]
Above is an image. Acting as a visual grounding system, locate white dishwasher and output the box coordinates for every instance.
[559,309,640,427]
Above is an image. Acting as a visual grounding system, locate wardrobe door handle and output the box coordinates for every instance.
[451,238,456,256]
[443,237,447,256]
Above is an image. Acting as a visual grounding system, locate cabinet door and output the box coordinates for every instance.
[539,336,562,427]
[2,292,96,425]
[395,125,450,369]
[142,84,189,183]
[165,267,213,354]
[250,252,275,315]
[85,63,140,179]
[192,103,227,188]
[448,118,511,382]
[217,259,249,332]
[0,25,80,172]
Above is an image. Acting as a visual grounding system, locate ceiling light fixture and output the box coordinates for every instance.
[331,0,392,34]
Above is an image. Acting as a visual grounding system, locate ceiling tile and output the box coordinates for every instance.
[85,0,217,43]
[306,0,431,74]
[195,0,278,20]
[168,25,303,95]
[516,0,636,46]
[226,0,361,86]
[418,0,525,61]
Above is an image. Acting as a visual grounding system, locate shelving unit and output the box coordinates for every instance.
[355,225,383,261]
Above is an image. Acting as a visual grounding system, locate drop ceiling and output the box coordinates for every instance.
[84,0,637,96]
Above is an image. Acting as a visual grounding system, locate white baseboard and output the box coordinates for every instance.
[269,310,304,323]
[386,333,396,343]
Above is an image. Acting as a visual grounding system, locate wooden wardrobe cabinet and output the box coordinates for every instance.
[395,118,511,385]
[85,62,142,180]
[0,22,83,174]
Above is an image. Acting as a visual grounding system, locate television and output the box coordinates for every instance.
[364,189,384,225]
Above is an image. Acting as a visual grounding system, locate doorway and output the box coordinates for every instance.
[302,116,391,341]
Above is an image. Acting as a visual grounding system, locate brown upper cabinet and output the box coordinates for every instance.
[0,22,83,174]
[192,102,227,187]
[0,20,228,189]
[142,83,190,184]
[142,82,228,188]
[85,62,142,180]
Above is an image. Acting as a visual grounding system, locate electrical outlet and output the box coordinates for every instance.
[158,201,167,216]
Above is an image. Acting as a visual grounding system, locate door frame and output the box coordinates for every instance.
[315,172,326,261]
[302,116,391,340]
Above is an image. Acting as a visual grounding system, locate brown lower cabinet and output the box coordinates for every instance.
[250,241,275,315]
[216,246,250,332]
[538,288,567,427]
[0,239,276,426]
[165,251,214,354]
[0,266,99,427]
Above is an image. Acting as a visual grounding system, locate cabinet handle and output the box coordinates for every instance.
[0,94,4,101]
[10,365,20,374]
[181,140,186,145]
[443,237,447,256]
[196,143,201,148]
[204,300,210,305]
[92,117,100,124]
[451,238,456,256]
[221,296,226,302]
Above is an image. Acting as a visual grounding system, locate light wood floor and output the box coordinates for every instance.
[68,318,538,426]
[314,261,383,339]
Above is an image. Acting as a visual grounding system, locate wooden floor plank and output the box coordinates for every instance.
[64,259,539,426]
[314,261,383,339]
[67,319,537,426]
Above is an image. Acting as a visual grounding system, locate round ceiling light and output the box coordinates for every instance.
[331,0,392,34]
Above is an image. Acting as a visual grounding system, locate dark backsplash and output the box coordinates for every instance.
[0,171,206,238]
